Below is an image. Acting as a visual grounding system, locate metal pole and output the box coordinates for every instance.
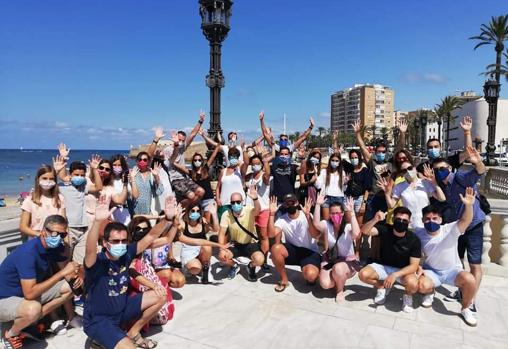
[485,99,498,165]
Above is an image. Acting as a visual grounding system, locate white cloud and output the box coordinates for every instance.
[401,72,447,85]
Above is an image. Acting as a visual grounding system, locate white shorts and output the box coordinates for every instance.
[423,267,462,287]
[369,263,404,283]
[180,244,201,267]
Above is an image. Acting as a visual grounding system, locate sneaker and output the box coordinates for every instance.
[50,320,67,336]
[247,263,257,282]
[201,265,210,284]
[461,308,478,327]
[74,295,84,316]
[421,293,434,308]
[374,288,391,305]
[469,302,478,313]
[444,289,462,302]
[20,324,44,342]
[227,264,240,280]
[2,331,25,349]
[402,294,414,313]
[68,315,83,329]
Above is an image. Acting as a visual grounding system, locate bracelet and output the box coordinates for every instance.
[252,197,259,201]
[464,130,471,135]
[152,139,158,143]
[198,120,204,124]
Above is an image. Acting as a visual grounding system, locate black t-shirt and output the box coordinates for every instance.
[375,222,421,268]
[416,152,462,173]
[345,167,372,197]
[270,164,298,202]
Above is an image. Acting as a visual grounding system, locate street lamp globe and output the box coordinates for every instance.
[483,78,500,103]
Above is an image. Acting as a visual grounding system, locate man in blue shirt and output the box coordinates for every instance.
[0,215,80,349]
[432,145,486,314]
[83,195,174,349]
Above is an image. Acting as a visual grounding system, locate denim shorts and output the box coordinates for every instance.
[458,223,483,265]
[321,195,344,209]
[369,263,403,283]
[423,267,462,287]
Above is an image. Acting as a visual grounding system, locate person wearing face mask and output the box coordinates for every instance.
[358,207,421,313]
[218,188,263,281]
[344,149,371,215]
[270,147,299,207]
[0,215,80,349]
[130,152,165,216]
[20,165,66,239]
[246,151,274,271]
[313,196,361,302]
[259,111,314,154]
[269,194,322,292]
[415,190,478,326]
[298,150,322,206]
[54,153,103,265]
[379,161,446,229]
[416,116,474,174]
[316,153,346,220]
[216,147,248,219]
[431,145,486,315]
[83,195,176,349]
[109,154,131,225]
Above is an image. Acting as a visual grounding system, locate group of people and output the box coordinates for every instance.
[0,111,487,349]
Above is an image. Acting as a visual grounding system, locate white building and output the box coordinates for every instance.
[426,121,442,142]
[448,98,508,154]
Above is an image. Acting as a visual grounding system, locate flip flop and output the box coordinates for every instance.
[274,281,289,293]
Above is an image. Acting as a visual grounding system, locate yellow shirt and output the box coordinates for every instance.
[386,175,405,225]
[220,206,257,244]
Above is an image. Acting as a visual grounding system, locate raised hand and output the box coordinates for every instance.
[199,111,206,123]
[422,164,436,185]
[198,128,205,137]
[332,130,338,141]
[256,143,265,155]
[58,143,71,160]
[154,127,165,141]
[151,162,161,178]
[459,187,476,206]
[466,145,482,164]
[344,196,355,213]
[315,194,326,206]
[171,131,179,144]
[374,210,386,222]
[164,195,178,220]
[297,145,306,159]
[247,183,258,200]
[303,197,313,215]
[269,196,278,215]
[130,166,139,181]
[397,117,408,133]
[309,116,315,128]
[460,116,472,132]
[259,111,264,121]
[88,154,102,169]
[376,177,392,193]
[95,194,114,221]
[351,118,362,133]
[240,136,245,149]
[52,155,67,173]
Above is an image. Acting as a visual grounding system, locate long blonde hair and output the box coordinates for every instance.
[32,165,62,208]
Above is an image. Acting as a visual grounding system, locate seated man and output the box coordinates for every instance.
[358,207,421,313]
[416,187,478,327]
[83,196,173,349]
[269,194,321,292]
[0,215,79,349]
[218,188,264,282]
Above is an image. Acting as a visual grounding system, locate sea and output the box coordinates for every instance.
[0,149,129,197]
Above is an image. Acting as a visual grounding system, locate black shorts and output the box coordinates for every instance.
[229,242,261,259]
[283,243,321,268]
[458,223,483,265]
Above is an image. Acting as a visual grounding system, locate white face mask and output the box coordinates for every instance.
[404,169,417,182]
[252,164,262,172]
[39,180,56,190]
[193,160,202,167]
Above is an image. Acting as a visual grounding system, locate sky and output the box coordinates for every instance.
[1,0,507,149]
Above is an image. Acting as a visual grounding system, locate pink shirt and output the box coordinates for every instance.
[21,194,66,231]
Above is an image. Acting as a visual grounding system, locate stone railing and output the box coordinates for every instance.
[0,219,23,261]
[483,198,508,267]
[484,166,508,198]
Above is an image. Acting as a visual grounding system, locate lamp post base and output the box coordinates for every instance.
[483,158,499,167]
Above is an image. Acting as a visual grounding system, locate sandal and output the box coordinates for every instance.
[130,333,158,349]
[274,281,289,293]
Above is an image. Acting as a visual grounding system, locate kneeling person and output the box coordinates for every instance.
[358,207,421,313]
[416,187,478,327]
[218,188,264,281]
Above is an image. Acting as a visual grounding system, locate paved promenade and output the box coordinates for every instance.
[22,257,508,349]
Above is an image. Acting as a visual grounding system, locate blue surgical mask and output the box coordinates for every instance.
[108,244,127,259]
[229,157,239,167]
[350,158,359,167]
[427,148,441,159]
[424,221,441,233]
[279,139,288,148]
[231,203,243,213]
[310,157,320,165]
[71,176,86,187]
[278,155,291,165]
[189,212,201,221]
[330,161,340,169]
[45,235,62,249]
[435,168,450,182]
[375,153,386,162]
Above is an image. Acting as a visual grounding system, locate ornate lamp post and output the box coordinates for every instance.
[419,111,428,153]
[483,77,500,166]
[413,118,419,155]
[199,0,233,143]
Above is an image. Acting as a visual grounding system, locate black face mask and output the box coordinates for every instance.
[393,218,409,233]
[286,206,298,215]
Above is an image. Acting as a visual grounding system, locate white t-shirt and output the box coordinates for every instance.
[392,179,435,229]
[415,222,462,271]
[246,172,272,210]
[324,222,354,259]
[274,211,318,252]
[219,168,245,205]
[164,143,186,181]
[315,171,344,197]
[151,168,173,214]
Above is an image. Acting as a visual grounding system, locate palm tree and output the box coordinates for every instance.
[317,126,326,138]
[439,96,464,156]
[485,48,508,80]
[380,127,389,142]
[470,14,508,83]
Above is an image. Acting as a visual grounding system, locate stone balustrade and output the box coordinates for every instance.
[483,198,508,267]
[484,166,508,198]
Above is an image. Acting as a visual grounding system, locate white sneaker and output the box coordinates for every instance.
[421,293,434,308]
[461,308,478,327]
[68,315,83,329]
[402,294,413,313]
[50,320,67,335]
[374,288,391,305]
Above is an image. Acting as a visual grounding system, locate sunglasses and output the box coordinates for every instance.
[45,227,68,238]
[400,166,414,173]
[377,151,386,154]
[138,158,149,162]
[231,200,242,205]
[190,208,201,213]
[108,239,128,245]
[397,157,408,162]
[99,166,111,172]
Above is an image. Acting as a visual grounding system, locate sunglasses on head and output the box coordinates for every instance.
[45,227,68,238]
[99,166,111,172]
[400,166,414,173]
[231,200,242,205]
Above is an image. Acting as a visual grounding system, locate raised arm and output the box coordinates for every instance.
[267,196,282,239]
[458,116,474,164]
[129,167,140,199]
[312,194,328,233]
[148,127,165,158]
[199,127,219,148]
[302,197,320,239]
[87,155,103,193]
[378,177,396,208]
[205,142,222,168]
[53,154,69,182]
[352,118,371,163]
[395,117,408,152]
[360,211,385,236]
[293,117,315,149]
[85,195,115,268]
[259,111,275,145]
[457,187,475,233]
[467,145,486,175]
[185,112,206,147]
[344,196,361,240]
[422,164,446,202]
[246,184,261,216]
